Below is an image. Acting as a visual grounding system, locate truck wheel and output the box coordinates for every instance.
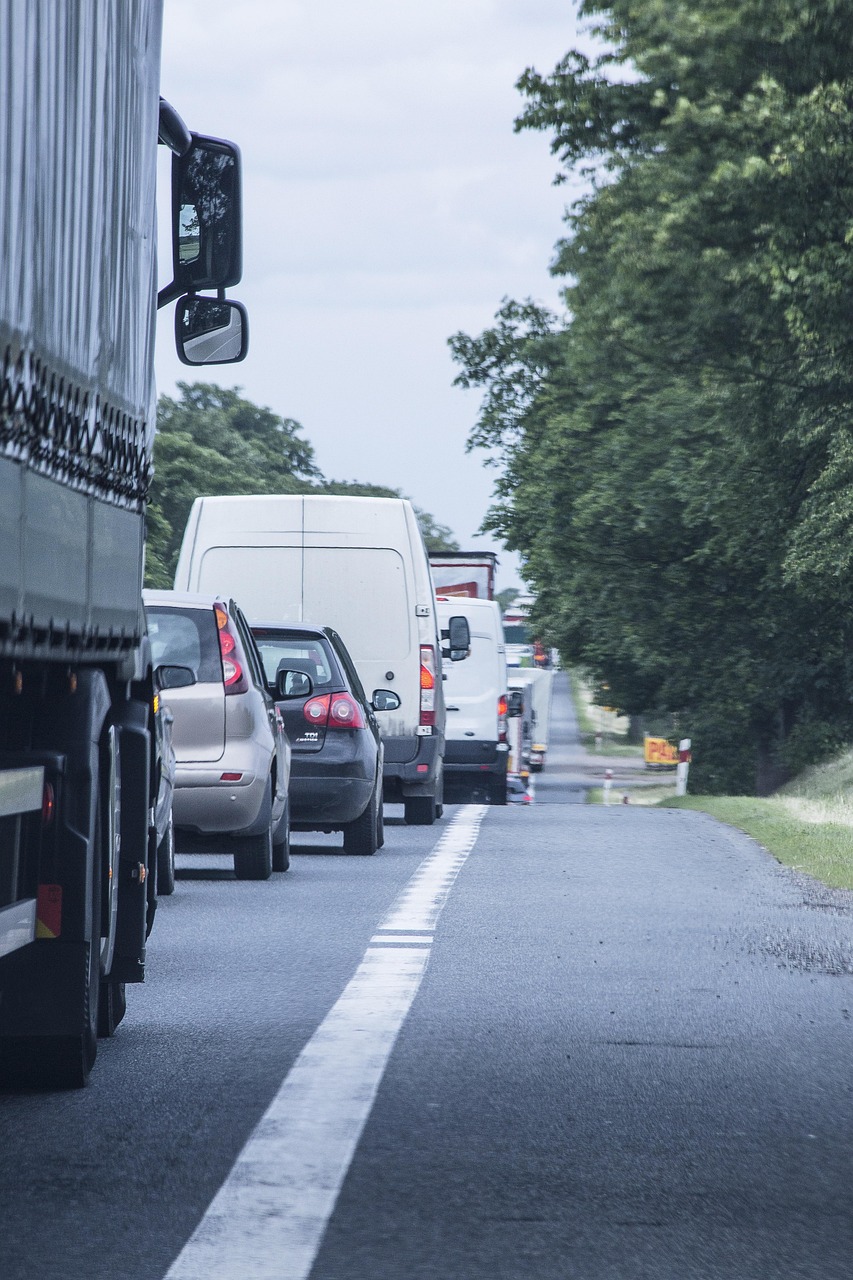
[234,824,273,880]
[404,795,436,826]
[343,783,380,855]
[157,813,176,896]
[490,777,508,806]
[273,799,291,872]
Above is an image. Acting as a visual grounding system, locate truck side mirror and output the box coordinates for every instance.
[158,133,243,309]
[175,296,248,365]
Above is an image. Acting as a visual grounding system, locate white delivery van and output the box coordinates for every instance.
[437,597,509,804]
[174,495,469,825]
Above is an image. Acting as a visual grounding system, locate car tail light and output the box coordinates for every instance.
[329,693,364,729]
[498,694,508,745]
[42,782,55,826]
[419,645,436,726]
[215,604,248,695]
[304,694,330,726]
[303,692,364,729]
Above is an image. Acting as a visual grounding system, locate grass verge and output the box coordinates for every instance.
[568,669,644,758]
[661,795,853,891]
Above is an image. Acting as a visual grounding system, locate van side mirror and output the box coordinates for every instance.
[441,615,470,661]
[506,689,523,717]
[176,296,248,365]
[372,689,401,712]
[155,664,196,690]
[276,670,313,699]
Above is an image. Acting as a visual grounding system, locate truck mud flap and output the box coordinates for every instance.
[109,700,151,984]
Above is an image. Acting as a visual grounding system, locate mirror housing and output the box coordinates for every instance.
[175,296,248,365]
[506,689,523,718]
[441,615,471,661]
[372,689,401,712]
[155,664,196,691]
[276,669,313,699]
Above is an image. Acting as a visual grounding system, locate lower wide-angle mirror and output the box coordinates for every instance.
[175,295,248,365]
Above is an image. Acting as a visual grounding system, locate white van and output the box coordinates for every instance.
[174,495,467,825]
[437,597,509,804]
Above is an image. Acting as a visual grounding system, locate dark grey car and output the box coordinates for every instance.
[250,623,399,856]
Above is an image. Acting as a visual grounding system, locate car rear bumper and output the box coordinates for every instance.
[172,762,267,835]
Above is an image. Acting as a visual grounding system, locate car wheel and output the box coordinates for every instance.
[273,799,291,872]
[156,812,176,895]
[343,783,380,855]
[404,795,436,826]
[234,822,273,880]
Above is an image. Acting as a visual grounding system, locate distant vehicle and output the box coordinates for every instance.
[173,495,470,826]
[143,591,293,880]
[524,669,556,773]
[251,623,399,855]
[429,551,499,600]
[438,598,509,804]
[507,674,535,786]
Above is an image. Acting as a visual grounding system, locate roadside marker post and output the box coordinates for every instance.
[603,768,613,805]
[675,739,692,796]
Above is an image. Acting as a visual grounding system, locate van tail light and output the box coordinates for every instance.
[303,692,365,730]
[498,694,508,745]
[419,645,436,726]
[215,604,248,696]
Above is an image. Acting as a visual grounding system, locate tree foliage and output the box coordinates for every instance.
[145,383,457,588]
[451,0,853,792]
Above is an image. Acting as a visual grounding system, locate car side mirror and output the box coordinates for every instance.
[175,296,248,365]
[441,615,471,661]
[506,689,523,717]
[155,664,196,690]
[372,689,401,712]
[276,670,313,699]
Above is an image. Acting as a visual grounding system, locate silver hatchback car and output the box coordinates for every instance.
[143,590,292,880]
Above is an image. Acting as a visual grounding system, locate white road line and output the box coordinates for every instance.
[164,803,489,1280]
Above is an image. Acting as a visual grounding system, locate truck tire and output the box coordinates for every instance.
[97,979,127,1039]
[273,799,291,872]
[343,781,380,855]
[490,776,508,806]
[404,795,436,826]
[157,813,176,896]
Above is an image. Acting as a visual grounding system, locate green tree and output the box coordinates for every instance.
[452,0,853,792]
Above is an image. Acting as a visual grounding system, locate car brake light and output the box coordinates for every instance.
[420,645,436,726]
[304,694,331,726]
[42,782,55,826]
[214,604,248,695]
[329,693,364,729]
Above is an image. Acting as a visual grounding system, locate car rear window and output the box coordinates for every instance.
[252,630,342,690]
[146,606,222,684]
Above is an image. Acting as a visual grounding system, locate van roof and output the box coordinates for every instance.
[190,493,413,538]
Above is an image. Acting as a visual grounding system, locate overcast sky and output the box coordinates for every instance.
[156,1,594,591]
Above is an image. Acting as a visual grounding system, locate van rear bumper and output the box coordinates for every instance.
[382,733,442,800]
[444,740,506,770]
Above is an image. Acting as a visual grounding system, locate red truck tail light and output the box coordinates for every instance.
[215,604,248,695]
[497,694,508,744]
[419,645,436,726]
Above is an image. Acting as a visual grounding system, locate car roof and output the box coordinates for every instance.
[250,620,330,637]
[143,589,225,609]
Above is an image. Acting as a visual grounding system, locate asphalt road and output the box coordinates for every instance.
[2,673,852,1279]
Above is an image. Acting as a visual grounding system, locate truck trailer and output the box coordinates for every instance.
[0,0,247,1086]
